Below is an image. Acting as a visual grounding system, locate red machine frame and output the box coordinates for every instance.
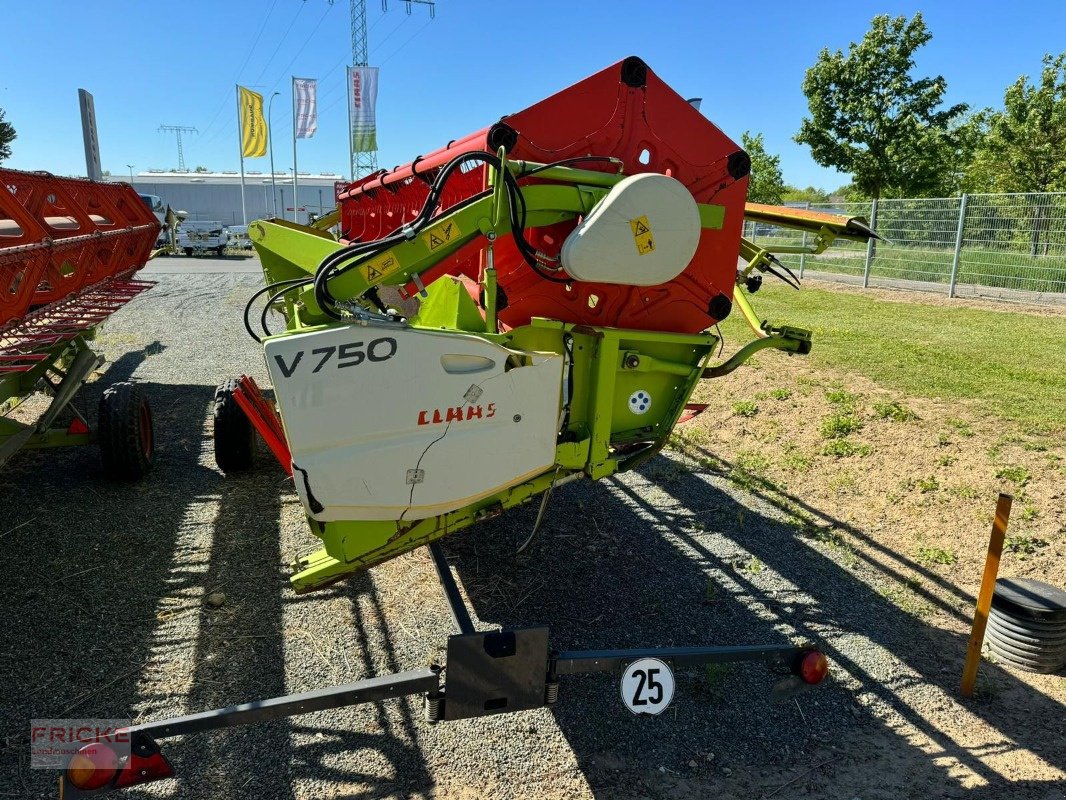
[333,57,750,335]
[0,169,158,328]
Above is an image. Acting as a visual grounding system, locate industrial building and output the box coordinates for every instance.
[112,171,347,226]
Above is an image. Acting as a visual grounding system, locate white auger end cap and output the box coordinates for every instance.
[560,173,701,286]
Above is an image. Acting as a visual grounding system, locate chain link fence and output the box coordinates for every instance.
[746,192,1066,303]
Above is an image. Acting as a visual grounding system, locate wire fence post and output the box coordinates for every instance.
[862,198,878,288]
[948,193,969,298]
[799,201,810,278]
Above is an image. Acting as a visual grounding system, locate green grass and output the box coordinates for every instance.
[720,283,1066,428]
[916,546,958,567]
[820,411,864,439]
[780,444,812,472]
[825,388,860,407]
[996,465,1031,485]
[873,400,918,422]
[732,400,758,417]
[821,438,872,457]
[1005,535,1049,556]
[947,418,976,437]
[915,476,940,493]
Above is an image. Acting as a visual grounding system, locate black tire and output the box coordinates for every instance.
[99,382,154,480]
[184,247,193,257]
[215,246,225,256]
[214,378,256,473]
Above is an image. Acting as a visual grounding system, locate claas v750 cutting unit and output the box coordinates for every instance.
[231,56,875,593]
[61,58,879,795]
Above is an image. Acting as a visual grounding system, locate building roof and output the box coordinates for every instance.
[114,171,346,186]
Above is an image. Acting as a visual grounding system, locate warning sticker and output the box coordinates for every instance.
[422,219,461,251]
[629,215,655,255]
[359,251,402,283]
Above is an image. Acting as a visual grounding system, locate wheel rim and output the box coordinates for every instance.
[139,402,153,459]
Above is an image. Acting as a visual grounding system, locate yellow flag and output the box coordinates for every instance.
[238,86,267,158]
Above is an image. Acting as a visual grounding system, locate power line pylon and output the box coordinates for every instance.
[158,125,198,172]
[348,0,434,179]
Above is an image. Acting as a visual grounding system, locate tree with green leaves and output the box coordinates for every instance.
[781,185,831,204]
[964,53,1066,255]
[740,131,785,204]
[970,53,1066,193]
[795,13,967,199]
[0,108,15,164]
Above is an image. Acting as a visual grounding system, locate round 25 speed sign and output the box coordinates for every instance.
[620,657,675,715]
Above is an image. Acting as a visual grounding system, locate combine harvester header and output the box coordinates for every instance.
[245,56,877,592]
[0,170,159,474]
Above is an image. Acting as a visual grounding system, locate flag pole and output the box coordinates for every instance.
[346,67,354,181]
[237,85,247,226]
[292,77,299,224]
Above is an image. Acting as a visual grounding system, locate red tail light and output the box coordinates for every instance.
[797,650,829,685]
[113,748,174,788]
[64,732,173,793]
[66,742,119,791]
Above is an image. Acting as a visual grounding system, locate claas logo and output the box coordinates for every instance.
[417,404,496,425]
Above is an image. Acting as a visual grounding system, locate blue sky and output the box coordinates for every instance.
[2,1,1065,190]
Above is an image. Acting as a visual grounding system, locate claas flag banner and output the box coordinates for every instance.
[349,66,379,152]
[239,86,267,158]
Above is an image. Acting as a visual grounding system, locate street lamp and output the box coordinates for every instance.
[126,164,135,183]
[267,91,280,218]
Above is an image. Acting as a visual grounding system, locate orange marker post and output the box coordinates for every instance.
[961,493,1013,698]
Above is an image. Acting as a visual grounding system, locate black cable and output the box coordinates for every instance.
[243,278,311,343]
[311,154,477,315]
[311,150,620,317]
[315,150,546,317]
[260,283,310,339]
[517,155,619,177]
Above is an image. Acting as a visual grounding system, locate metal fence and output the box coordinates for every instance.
[746,192,1066,303]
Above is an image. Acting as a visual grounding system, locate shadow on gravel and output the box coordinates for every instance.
[0,374,213,798]
[0,367,295,799]
[271,576,434,800]
[446,449,1066,799]
[157,431,294,799]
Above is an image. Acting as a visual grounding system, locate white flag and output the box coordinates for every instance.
[293,77,317,139]
[349,66,379,152]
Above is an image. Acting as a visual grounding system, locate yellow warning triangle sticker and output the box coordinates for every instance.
[634,220,649,236]
[429,234,445,249]
[365,266,382,281]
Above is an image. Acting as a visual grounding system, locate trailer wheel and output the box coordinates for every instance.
[99,382,154,480]
[215,246,225,256]
[214,378,256,473]
[184,247,193,257]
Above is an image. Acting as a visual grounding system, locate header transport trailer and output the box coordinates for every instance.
[60,58,878,795]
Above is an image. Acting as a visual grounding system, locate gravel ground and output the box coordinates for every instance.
[1,257,1062,799]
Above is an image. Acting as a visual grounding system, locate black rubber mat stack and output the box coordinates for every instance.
[986,577,1066,673]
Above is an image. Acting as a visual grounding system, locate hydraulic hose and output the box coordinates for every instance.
[312,149,591,318]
